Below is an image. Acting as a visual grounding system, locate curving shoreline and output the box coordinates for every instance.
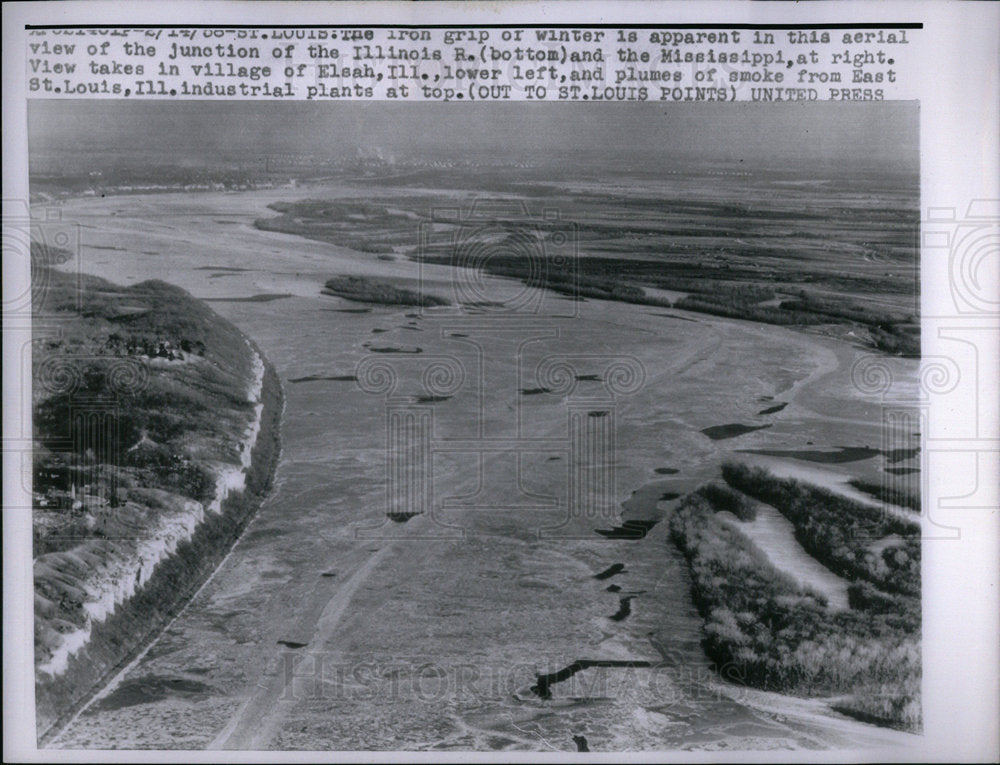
[36,335,284,743]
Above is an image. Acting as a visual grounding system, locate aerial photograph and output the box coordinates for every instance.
[28,100,921,751]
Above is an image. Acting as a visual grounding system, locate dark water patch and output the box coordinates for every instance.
[214,220,239,225]
[204,293,293,303]
[623,481,673,524]
[327,307,372,314]
[387,512,421,523]
[277,640,308,649]
[575,374,601,382]
[321,571,337,578]
[758,402,788,415]
[759,395,774,402]
[701,423,772,440]
[450,333,469,338]
[87,244,126,251]
[194,266,252,272]
[207,273,238,279]
[588,411,609,418]
[400,325,423,331]
[372,328,388,333]
[609,596,636,622]
[369,346,423,354]
[288,374,357,383]
[738,446,880,464]
[595,520,658,541]
[654,467,679,475]
[415,395,451,404]
[830,702,915,733]
[520,387,552,396]
[594,563,625,580]
[605,584,621,593]
[548,456,561,461]
[87,676,213,713]
[574,735,590,752]
[530,659,653,700]
[884,447,920,464]
[651,312,698,323]
[659,492,680,501]
[886,467,920,475]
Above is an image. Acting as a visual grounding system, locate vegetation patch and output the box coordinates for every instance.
[203,293,292,303]
[695,482,758,521]
[720,462,920,597]
[418,247,917,357]
[255,199,417,254]
[780,292,919,357]
[849,479,920,513]
[322,275,449,307]
[669,474,920,731]
[254,189,917,358]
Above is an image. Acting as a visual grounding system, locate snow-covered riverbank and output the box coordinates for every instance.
[36,344,267,678]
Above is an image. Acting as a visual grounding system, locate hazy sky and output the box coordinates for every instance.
[29,99,918,171]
